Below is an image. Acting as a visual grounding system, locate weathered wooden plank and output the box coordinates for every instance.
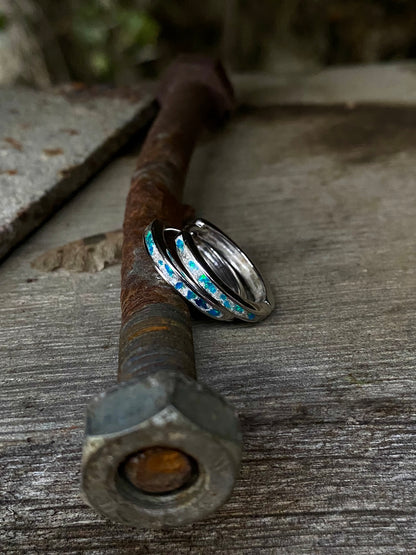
[1,68,416,553]
[0,86,155,260]
[234,61,416,106]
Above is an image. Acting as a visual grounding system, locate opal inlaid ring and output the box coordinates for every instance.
[144,218,274,322]
[144,220,233,321]
[177,219,274,322]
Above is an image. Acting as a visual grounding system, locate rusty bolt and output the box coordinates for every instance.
[123,447,195,494]
[82,369,241,528]
[81,56,241,528]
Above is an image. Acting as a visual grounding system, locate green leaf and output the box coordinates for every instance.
[0,12,8,30]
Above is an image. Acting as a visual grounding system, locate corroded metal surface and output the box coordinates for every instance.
[0,86,155,260]
[119,56,235,382]
[116,56,235,497]
[81,369,242,528]
[81,57,239,520]
[123,447,195,494]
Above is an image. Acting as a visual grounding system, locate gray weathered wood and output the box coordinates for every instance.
[234,61,416,106]
[1,66,416,553]
[0,86,155,260]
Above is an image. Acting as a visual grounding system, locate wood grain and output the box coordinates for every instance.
[1,78,416,553]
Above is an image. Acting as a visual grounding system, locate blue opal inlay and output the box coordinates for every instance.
[195,298,208,309]
[145,232,154,255]
[144,228,226,319]
[164,263,174,277]
[145,227,261,320]
[208,308,221,317]
[198,274,217,294]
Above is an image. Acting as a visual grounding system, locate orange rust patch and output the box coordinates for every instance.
[43,147,64,156]
[4,137,23,151]
[141,324,170,333]
[127,324,169,341]
[61,128,79,135]
[123,447,193,493]
[0,169,18,175]
[60,166,77,177]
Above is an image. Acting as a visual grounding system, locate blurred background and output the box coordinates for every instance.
[2,0,416,87]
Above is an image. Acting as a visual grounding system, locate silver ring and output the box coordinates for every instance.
[144,218,274,322]
[176,219,274,322]
[144,221,233,320]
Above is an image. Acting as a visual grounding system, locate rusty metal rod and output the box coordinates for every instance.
[117,56,234,493]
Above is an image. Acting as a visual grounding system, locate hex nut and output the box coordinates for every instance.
[81,369,242,528]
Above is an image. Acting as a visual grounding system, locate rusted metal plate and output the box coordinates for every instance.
[0,85,155,260]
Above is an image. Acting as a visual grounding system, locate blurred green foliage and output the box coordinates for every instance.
[0,11,8,31]
[72,1,159,80]
[4,0,416,86]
